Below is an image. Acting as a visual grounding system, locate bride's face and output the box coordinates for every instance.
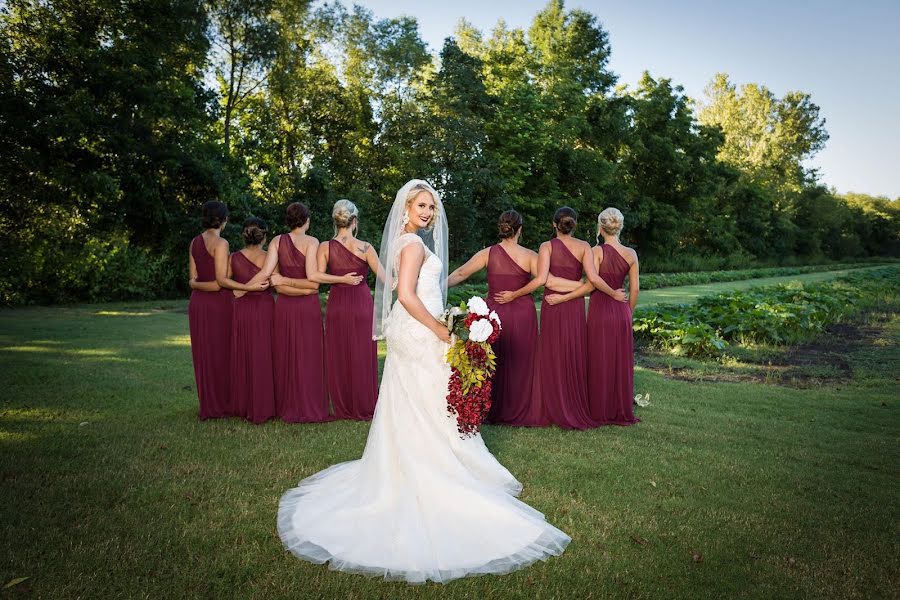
[406,190,436,230]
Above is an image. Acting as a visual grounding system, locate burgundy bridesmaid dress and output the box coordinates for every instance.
[485,245,539,425]
[229,251,276,423]
[273,235,330,422]
[535,238,597,430]
[188,235,232,419]
[323,241,378,420]
[587,245,639,425]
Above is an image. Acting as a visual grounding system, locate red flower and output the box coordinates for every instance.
[445,296,501,437]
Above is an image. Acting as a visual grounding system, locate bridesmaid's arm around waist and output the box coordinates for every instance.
[546,274,582,293]
[189,250,220,292]
[545,281,594,305]
[493,243,548,304]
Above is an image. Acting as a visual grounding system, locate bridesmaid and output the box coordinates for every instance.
[246,203,362,422]
[550,208,639,425]
[448,210,540,425]
[188,201,234,419]
[531,207,627,429]
[227,218,276,423]
[316,200,381,420]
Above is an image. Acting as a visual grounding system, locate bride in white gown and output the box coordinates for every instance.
[277,179,570,584]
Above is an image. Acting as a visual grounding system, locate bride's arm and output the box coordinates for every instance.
[397,242,451,343]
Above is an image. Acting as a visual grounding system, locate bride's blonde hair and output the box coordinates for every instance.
[404,184,437,230]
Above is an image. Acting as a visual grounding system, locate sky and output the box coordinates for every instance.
[358,0,900,199]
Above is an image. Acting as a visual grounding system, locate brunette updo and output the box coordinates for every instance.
[332,199,359,230]
[553,207,577,235]
[498,210,523,239]
[285,202,310,230]
[242,217,267,245]
[201,200,228,229]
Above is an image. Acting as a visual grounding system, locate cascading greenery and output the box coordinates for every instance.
[1,0,897,305]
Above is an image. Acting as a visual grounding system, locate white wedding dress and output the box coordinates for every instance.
[277,234,570,584]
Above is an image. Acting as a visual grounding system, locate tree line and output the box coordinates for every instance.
[1,0,897,304]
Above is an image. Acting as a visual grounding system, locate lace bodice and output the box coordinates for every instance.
[385,237,445,352]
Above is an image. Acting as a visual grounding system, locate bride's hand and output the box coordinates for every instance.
[432,323,452,344]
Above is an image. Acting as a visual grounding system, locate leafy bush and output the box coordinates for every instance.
[10,233,183,305]
[633,266,900,357]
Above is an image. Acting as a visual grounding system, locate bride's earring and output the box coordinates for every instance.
[401,211,410,227]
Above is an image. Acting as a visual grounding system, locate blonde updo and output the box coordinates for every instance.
[332,199,359,233]
[597,207,624,240]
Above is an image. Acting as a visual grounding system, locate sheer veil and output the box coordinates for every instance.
[373,179,449,340]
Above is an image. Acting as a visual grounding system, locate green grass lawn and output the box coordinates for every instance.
[1,269,898,598]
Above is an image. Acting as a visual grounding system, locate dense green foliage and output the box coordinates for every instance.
[1,0,897,304]
[633,266,900,356]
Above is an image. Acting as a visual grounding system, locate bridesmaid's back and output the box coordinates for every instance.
[278,234,307,278]
[231,251,270,296]
[487,245,530,295]
[192,236,217,281]
[328,240,369,278]
[597,244,630,289]
[549,238,583,281]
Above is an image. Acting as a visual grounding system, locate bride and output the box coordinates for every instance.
[277,180,570,584]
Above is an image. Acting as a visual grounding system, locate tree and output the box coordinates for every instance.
[423,38,499,259]
[207,0,279,157]
[699,73,828,191]
[0,0,223,303]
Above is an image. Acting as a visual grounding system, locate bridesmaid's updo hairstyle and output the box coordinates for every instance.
[597,207,624,241]
[498,210,523,240]
[285,202,310,230]
[553,207,577,235]
[332,199,359,232]
[201,200,228,229]
[242,217,267,245]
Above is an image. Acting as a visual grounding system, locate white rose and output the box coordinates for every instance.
[467,296,489,316]
[468,318,494,343]
[488,310,501,328]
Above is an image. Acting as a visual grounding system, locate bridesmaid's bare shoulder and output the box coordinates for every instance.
[573,237,593,258]
[625,246,639,264]
[210,235,229,253]
[302,234,320,252]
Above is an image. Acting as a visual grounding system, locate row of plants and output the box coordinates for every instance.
[443,262,889,308]
[639,260,893,290]
[632,266,900,357]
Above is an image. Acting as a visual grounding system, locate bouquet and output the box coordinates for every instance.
[441,296,502,437]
